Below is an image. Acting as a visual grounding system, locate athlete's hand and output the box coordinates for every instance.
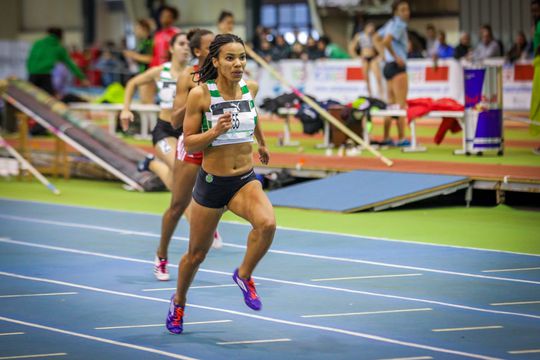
[395,56,406,68]
[213,113,232,136]
[119,110,134,131]
[258,146,270,165]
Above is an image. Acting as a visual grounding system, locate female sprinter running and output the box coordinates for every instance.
[166,34,275,334]
[120,32,189,190]
[374,0,411,147]
[153,28,223,282]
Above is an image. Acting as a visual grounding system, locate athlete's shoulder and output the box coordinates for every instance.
[245,79,259,96]
[189,84,209,100]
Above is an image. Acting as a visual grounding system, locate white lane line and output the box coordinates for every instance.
[508,349,540,354]
[141,288,176,292]
[95,320,232,330]
[432,326,503,332]
[311,274,422,282]
[0,272,502,360]
[217,338,291,345]
[490,300,540,306]
[143,284,250,291]
[0,353,67,360]
[482,267,540,273]
[4,197,539,258]
[0,316,198,360]
[377,357,433,360]
[0,332,25,336]
[1,215,538,286]
[1,239,539,321]
[0,292,77,299]
[95,324,164,330]
[302,308,432,318]
[192,284,246,289]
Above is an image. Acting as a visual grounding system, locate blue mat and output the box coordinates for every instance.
[267,170,470,212]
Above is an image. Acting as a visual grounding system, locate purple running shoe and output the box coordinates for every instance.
[232,268,262,311]
[166,294,184,334]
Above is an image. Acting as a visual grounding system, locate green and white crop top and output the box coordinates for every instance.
[157,62,176,110]
[201,79,258,147]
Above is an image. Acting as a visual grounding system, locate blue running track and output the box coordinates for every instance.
[0,198,539,360]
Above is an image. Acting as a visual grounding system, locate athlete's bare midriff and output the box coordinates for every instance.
[159,109,172,122]
[202,142,253,176]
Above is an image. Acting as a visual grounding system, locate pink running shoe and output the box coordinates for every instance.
[212,230,223,249]
[154,255,170,281]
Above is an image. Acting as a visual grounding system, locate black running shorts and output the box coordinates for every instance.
[193,168,257,209]
[383,61,407,80]
[151,119,182,146]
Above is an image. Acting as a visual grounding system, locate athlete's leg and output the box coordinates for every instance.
[174,201,222,306]
[227,181,276,279]
[151,136,178,190]
[371,58,384,99]
[362,58,373,98]
[384,78,396,141]
[158,160,199,260]
[391,72,409,141]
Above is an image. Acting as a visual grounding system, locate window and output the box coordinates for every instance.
[260,1,317,44]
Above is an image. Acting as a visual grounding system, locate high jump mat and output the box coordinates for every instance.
[267,170,470,212]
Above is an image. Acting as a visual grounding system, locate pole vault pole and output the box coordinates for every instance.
[245,45,394,167]
[0,134,60,195]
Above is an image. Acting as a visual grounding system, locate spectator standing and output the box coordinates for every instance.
[506,31,529,63]
[453,32,471,60]
[306,36,324,60]
[407,37,424,58]
[473,24,501,61]
[257,39,273,63]
[290,41,307,60]
[320,36,349,58]
[26,27,89,95]
[272,35,291,61]
[95,42,123,87]
[124,19,154,74]
[424,24,439,57]
[150,5,181,68]
[348,22,383,97]
[374,0,411,147]
[123,19,154,103]
[530,0,540,155]
[217,10,235,34]
[434,30,454,59]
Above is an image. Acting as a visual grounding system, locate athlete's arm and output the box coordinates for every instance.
[171,67,194,129]
[382,21,406,67]
[372,31,385,58]
[247,80,269,165]
[120,66,161,131]
[348,33,360,58]
[184,85,232,153]
[123,50,152,64]
[382,34,403,66]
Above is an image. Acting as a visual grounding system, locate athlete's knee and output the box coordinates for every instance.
[186,248,207,266]
[255,215,276,237]
[167,204,183,222]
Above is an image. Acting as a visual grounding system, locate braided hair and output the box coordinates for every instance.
[195,33,245,84]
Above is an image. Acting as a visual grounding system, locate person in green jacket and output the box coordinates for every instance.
[531,0,540,154]
[26,27,89,95]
